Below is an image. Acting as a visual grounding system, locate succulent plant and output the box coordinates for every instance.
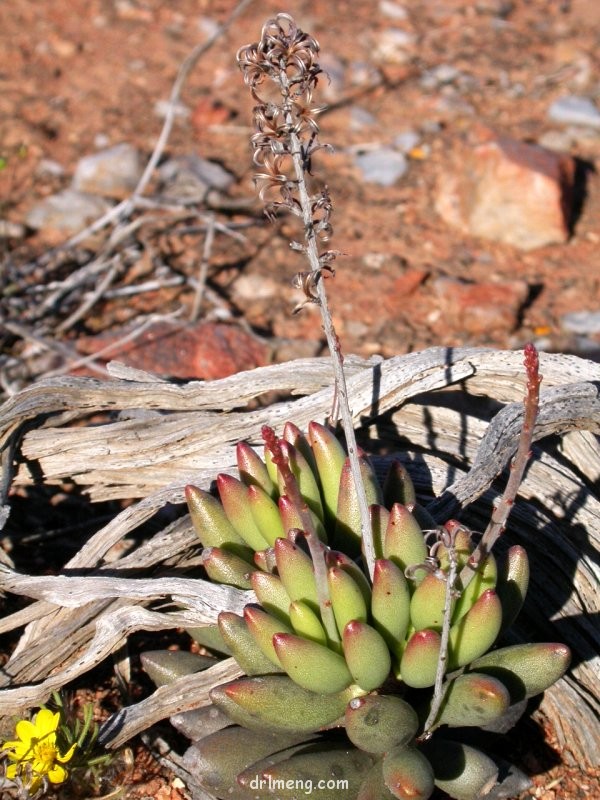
[139,16,569,800]
[142,420,571,800]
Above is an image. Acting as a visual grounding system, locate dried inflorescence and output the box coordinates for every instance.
[238,14,373,560]
[237,13,321,99]
[237,13,336,312]
[237,13,325,190]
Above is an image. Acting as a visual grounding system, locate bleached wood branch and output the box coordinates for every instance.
[0,348,599,763]
[98,659,243,749]
[0,567,250,615]
[0,606,222,713]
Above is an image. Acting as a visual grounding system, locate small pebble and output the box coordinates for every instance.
[72,143,142,198]
[561,310,600,335]
[475,0,514,16]
[571,336,600,357]
[548,96,600,129]
[35,159,65,178]
[0,220,26,238]
[154,99,190,119]
[362,252,388,270]
[349,61,381,88]
[420,64,461,89]
[159,155,234,202]
[93,133,111,149]
[232,273,279,302]
[374,28,417,64]
[197,16,220,39]
[379,0,408,20]
[25,189,111,233]
[537,130,574,151]
[393,130,421,152]
[350,107,377,129]
[355,148,408,185]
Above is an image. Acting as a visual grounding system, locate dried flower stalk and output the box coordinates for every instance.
[460,343,542,586]
[237,14,375,576]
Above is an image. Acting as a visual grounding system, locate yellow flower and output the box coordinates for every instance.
[2,708,77,794]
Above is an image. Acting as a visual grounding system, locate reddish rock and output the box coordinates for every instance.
[75,321,270,380]
[191,97,233,134]
[433,277,529,335]
[435,129,575,250]
[393,268,429,297]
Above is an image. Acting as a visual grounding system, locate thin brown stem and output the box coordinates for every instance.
[189,215,216,322]
[279,77,376,579]
[459,343,542,586]
[422,525,459,736]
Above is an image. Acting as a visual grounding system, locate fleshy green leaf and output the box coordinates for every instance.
[210,675,356,733]
[346,694,418,754]
[273,633,354,694]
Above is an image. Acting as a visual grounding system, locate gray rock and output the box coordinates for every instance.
[25,189,111,232]
[272,337,323,362]
[0,220,26,238]
[548,96,600,129]
[434,94,476,116]
[420,64,461,89]
[72,143,143,197]
[379,0,408,19]
[35,159,65,178]
[355,148,408,185]
[475,0,514,16]
[154,98,190,119]
[393,130,421,152]
[350,106,377,129]
[561,310,600,335]
[197,16,220,39]
[421,120,443,134]
[537,130,574,152]
[374,28,417,64]
[349,61,381,88]
[158,155,235,203]
[93,133,111,149]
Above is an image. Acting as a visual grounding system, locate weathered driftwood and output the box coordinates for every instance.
[0,347,598,765]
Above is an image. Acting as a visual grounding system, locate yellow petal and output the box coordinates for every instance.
[1,738,22,753]
[47,762,69,785]
[4,738,32,760]
[57,743,77,764]
[34,709,60,738]
[5,764,17,779]
[14,719,37,743]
